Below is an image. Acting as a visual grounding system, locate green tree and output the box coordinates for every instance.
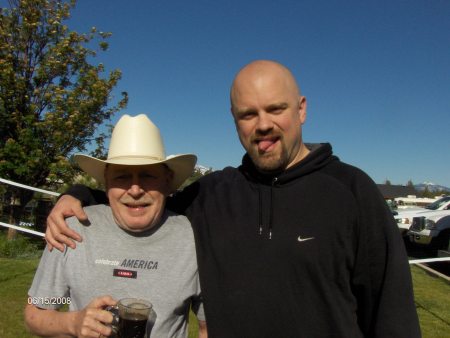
[0,0,127,238]
[421,186,432,198]
[406,179,417,194]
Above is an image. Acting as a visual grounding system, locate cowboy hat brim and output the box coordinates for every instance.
[74,153,197,192]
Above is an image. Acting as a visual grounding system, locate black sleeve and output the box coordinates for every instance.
[166,180,200,216]
[323,162,421,337]
[62,184,108,206]
[350,171,421,338]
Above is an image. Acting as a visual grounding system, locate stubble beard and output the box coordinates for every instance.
[249,141,289,174]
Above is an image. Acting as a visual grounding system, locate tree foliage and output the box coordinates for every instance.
[406,179,415,188]
[0,0,127,236]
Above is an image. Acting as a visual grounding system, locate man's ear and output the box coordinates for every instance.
[298,96,307,125]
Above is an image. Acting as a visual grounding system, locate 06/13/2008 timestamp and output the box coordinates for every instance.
[28,297,71,305]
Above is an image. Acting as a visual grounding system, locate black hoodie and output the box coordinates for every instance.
[169,143,421,338]
[69,143,421,338]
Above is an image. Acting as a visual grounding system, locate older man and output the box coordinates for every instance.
[25,114,206,338]
[46,61,421,337]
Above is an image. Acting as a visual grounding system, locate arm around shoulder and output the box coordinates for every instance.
[64,184,108,206]
[45,194,86,251]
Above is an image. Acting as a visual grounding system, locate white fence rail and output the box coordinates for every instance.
[0,177,60,196]
[0,177,59,237]
[0,221,44,237]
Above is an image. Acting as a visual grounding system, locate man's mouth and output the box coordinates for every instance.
[124,203,150,210]
[256,137,279,152]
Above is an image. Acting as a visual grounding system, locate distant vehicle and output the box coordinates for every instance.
[394,195,438,210]
[408,210,450,251]
[394,196,450,236]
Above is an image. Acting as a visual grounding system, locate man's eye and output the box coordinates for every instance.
[114,175,129,180]
[269,107,284,114]
[268,103,287,114]
[141,174,156,179]
[239,112,256,120]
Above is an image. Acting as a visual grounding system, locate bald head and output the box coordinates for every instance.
[229,60,309,173]
[230,60,301,113]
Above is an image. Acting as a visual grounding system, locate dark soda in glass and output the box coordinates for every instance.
[119,314,148,338]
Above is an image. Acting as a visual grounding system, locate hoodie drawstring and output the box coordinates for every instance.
[269,184,273,239]
[258,186,263,236]
[258,177,277,239]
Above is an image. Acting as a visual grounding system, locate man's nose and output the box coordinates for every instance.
[255,112,273,132]
[128,180,144,196]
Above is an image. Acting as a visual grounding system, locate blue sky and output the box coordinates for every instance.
[58,1,450,186]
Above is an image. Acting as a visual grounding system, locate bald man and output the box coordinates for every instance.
[46,60,421,338]
[230,61,310,174]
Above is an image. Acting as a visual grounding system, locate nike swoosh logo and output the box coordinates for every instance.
[297,236,314,242]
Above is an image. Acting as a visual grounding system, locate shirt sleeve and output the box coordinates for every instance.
[191,277,206,322]
[192,298,205,322]
[28,243,70,310]
[350,171,421,338]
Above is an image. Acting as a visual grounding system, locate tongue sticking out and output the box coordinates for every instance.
[258,140,276,152]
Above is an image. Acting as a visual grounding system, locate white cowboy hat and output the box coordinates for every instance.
[74,114,197,192]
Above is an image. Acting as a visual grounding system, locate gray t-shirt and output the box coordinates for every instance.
[29,205,204,338]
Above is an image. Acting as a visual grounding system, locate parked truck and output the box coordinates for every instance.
[395,195,450,236]
[408,210,450,251]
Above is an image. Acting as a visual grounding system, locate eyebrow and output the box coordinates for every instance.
[234,107,256,116]
[235,102,289,116]
[266,102,288,111]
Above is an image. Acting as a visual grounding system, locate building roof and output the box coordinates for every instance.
[377,184,417,199]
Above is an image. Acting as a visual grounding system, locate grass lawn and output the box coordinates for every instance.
[0,258,40,338]
[411,265,450,338]
[0,257,448,337]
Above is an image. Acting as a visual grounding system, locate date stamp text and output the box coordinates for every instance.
[28,297,71,305]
